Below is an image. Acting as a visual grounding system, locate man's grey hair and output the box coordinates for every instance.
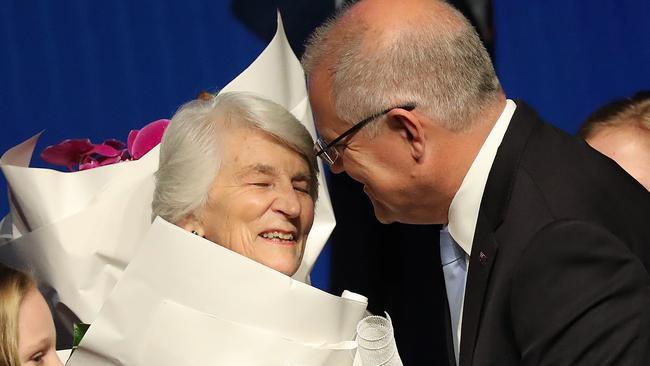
[152,92,319,224]
[302,1,501,133]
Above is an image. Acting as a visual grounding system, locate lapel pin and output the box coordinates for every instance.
[479,251,488,265]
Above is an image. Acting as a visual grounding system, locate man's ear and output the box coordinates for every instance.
[387,108,426,161]
[176,215,205,237]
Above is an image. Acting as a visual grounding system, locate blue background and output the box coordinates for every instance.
[1,0,649,291]
[493,0,650,132]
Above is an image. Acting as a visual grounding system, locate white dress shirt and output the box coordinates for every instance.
[444,99,517,361]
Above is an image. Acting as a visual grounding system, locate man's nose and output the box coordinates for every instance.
[329,159,345,174]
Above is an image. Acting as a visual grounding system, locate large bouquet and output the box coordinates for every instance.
[0,130,161,330]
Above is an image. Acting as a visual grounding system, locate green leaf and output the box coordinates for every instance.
[71,322,91,354]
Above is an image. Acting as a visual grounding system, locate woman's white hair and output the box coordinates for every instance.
[302,1,501,134]
[152,92,318,224]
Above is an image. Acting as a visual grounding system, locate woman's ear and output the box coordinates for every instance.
[176,215,205,237]
[387,108,426,161]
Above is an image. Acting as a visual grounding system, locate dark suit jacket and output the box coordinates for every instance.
[451,102,650,366]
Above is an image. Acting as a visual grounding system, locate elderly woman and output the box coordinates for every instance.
[152,91,318,276]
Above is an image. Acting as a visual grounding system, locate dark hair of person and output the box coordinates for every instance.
[579,90,650,138]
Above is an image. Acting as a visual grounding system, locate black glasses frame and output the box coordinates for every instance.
[314,103,417,162]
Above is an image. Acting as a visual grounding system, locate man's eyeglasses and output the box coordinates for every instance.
[314,103,417,166]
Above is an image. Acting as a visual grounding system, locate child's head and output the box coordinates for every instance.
[0,264,63,366]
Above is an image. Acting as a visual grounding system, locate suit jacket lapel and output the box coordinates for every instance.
[457,101,543,366]
[458,212,498,366]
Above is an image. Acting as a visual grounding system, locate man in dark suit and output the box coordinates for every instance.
[301,0,650,364]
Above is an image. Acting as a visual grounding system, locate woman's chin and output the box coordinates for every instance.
[260,258,300,277]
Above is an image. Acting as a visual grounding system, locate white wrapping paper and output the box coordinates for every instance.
[67,218,367,365]
[57,350,72,363]
[0,138,159,326]
[0,13,335,335]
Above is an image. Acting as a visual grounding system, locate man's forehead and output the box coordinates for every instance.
[312,108,349,141]
[307,68,334,105]
[308,70,348,137]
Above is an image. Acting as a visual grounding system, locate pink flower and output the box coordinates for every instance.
[78,154,124,171]
[41,119,170,171]
[127,119,170,160]
[41,139,122,171]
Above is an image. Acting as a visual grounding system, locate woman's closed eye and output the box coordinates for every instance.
[293,182,310,194]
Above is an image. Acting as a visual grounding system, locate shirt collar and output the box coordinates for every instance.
[447,99,517,256]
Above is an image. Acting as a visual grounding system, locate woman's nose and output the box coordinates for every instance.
[272,185,301,218]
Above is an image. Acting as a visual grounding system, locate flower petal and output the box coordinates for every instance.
[102,138,126,150]
[130,119,170,159]
[127,130,139,156]
[89,143,121,158]
[41,139,95,171]
[121,149,131,160]
[97,155,123,167]
[79,158,99,171]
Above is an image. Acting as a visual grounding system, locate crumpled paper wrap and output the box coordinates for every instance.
[0,136,159,331]
[67,218,367,365]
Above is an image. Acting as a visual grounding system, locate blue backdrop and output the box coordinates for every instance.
[1,1,649,292]
[493,0,650,133]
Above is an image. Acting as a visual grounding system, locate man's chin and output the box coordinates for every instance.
[375,215,395,224]
[371,201,396,224]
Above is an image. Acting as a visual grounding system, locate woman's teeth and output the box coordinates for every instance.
[261,231,294,241]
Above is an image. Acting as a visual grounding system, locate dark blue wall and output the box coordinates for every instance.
[494,0,650,133]
[1,1,264,154]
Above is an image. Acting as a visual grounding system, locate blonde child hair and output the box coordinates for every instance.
[0,263,35,366]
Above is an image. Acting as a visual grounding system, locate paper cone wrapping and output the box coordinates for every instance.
[0,138,159,325]
[67,218,367,366]
[0,13,335,333]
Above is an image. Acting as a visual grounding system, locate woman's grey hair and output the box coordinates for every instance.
[152,92,319,224]
[301,1,501,134]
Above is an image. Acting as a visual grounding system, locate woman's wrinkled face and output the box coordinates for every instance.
[197,128,315,276]
[18,287,64,366]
